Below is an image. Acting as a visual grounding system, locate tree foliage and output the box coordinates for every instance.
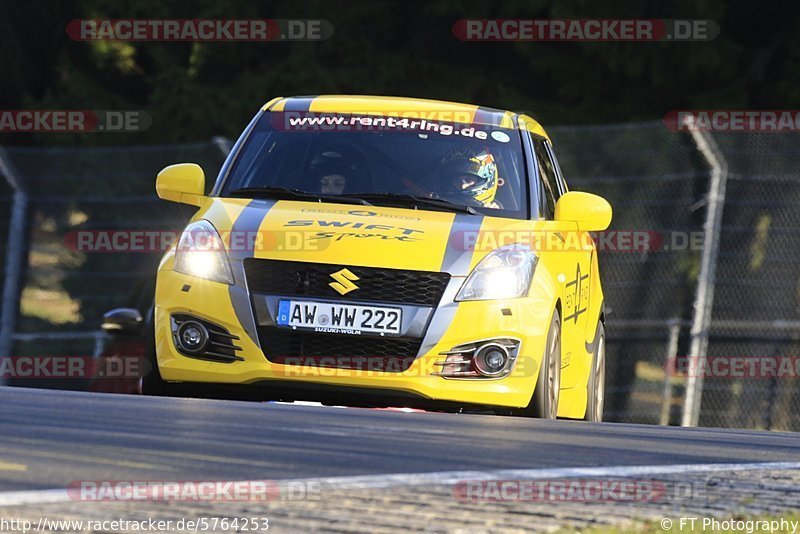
[1,0,799,146]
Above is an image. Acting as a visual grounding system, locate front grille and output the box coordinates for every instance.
[245,260,445,372]
[258,327,419,372]
[244,259,450,306]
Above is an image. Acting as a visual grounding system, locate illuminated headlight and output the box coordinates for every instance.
[174,220,234,284]
[456,244,537,301]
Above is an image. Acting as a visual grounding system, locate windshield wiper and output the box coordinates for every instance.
[348,192,479,215]
[228,186,372,206]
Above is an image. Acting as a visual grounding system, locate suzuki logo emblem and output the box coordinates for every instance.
[329,268,360,295]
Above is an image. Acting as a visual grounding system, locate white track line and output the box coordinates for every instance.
[2,461,799,507]
[291,461,800,490]
[0,489,71,506]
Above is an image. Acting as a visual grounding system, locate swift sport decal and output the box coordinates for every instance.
[284,219,424,234]
[284,219,425,243]
[299,207,421,221]
[308,232,421,243]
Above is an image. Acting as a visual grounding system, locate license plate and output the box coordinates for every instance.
[277,300,402,336]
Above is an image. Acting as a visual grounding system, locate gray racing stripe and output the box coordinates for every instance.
[440,213,484,276]
[228,199,277,347]
[417,278,462,357]
[418,214,485,356]
[282,96,317,112]
[473,106,506,127]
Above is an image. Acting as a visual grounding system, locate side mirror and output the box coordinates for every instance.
[156,163,205,206]
[555,191,612,232]
[101,308,144,336]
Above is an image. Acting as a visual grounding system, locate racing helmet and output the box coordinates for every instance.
[308,144,368,193]
[439,147,499,205]
[309,146,356,178]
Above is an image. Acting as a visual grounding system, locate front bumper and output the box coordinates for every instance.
[154,262,553,409]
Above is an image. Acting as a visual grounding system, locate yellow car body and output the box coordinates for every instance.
[151,95,612,419]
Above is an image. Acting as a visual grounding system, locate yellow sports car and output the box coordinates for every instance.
[146,95,612,420]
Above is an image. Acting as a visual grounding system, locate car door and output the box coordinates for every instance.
[531,135,593,389]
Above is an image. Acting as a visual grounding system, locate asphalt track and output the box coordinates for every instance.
[0,386,799,494]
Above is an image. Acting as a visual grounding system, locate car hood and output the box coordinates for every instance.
[197,198,496,275]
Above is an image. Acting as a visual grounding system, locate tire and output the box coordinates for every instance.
[519,309,561,418]
[584,321,606,422]
[140,315,178,397]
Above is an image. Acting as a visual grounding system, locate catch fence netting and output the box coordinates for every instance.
[0,143,226,389]
[0,123,798,429]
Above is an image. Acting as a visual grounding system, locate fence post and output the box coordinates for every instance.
[659,319,682,425]
[0,149,29,385]
[212,136,233,157]
[681,125,729,427]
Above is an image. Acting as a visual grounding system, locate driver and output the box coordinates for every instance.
[438,148,502,208]
[309,147,364,195]
[320,172,347,195]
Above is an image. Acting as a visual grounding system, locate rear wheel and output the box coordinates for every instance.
[584,321,606,422]
[518,309,561,418]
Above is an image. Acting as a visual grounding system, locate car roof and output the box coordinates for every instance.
[262,95,549,140]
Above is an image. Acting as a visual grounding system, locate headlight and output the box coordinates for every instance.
[174,220,234,284]
[456,244,537,301]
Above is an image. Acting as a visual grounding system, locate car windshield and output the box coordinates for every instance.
[220,112,529,218]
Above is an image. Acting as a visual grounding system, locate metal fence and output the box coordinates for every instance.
[1,122,799,430]
[696,132,800,430]
[0,142,228,389]
[550,122,707,426]
[550,122,800,430]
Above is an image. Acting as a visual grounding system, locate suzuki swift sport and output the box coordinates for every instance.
[146,95,612,420]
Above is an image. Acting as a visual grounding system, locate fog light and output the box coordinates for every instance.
[177,321,208,354]
[474,343,509,377]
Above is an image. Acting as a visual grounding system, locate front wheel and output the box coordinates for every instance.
[141,315,179,397]
[584,321,606,422]
[517,309,561,418]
